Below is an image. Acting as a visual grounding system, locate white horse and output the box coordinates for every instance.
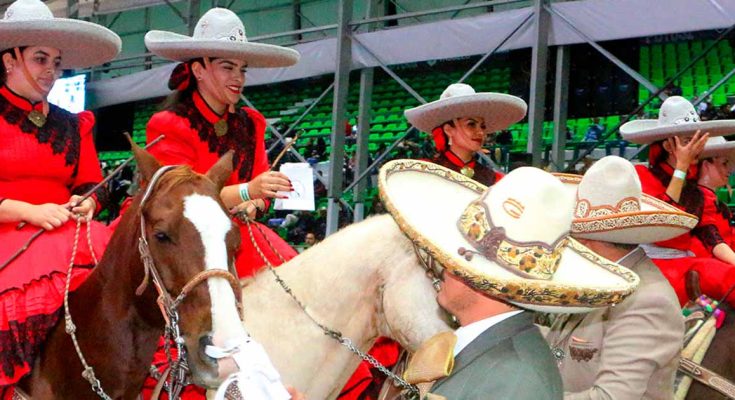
[239,214,452,399]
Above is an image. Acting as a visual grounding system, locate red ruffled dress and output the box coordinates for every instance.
[0,86,110,389]
[635,162,735,307]
[140,91,297,399]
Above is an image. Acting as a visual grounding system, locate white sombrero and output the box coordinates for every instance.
[404,83,527,134]
[379,160,640,313]
[701,136,735,159]
[620,96,735,144]
[145,8,299,68]
[0,0,121,69]
[555,156,698,244]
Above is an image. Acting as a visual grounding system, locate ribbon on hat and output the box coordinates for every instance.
[208,336,291,400]
[432,126,448,152]
[457,200,567,280]
[168,62,192,91]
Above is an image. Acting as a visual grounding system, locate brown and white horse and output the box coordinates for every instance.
[19,145,246,399]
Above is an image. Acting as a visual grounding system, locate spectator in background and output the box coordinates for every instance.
[305,232,318,247]
[584,117,605,142]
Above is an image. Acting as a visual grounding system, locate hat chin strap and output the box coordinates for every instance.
[13,47,49,117]
[202,57,236,114]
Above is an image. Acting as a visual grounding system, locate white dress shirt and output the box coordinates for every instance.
[453,310,524,356]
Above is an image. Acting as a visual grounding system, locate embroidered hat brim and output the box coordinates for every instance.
[0,19,121,68]
[555,173,698,244]
[380,160,639,314]
[145,30,300,68]
[404,93,527,134]
[620,119,735,144]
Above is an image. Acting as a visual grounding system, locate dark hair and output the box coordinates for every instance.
[161,58,204,111]
[0,47,23,86]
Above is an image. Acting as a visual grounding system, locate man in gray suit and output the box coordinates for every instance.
[430,272,563,399]
[545,156,691,399]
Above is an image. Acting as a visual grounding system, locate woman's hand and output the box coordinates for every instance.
[22,203,71,230]
[68,195,96,221]
[668,130,709,171]
[247,171,292,199]
[230,200,259,220]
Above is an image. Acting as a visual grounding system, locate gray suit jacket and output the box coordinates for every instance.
[430,312,563,400]
[543,247,684,400]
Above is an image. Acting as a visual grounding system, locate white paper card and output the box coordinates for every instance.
[274,163,315,211]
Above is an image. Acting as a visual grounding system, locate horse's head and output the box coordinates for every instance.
[132,144,245,388]
[374,218,454,352]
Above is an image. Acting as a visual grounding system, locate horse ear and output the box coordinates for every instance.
[206,150,234,190]
[127,133,161,184]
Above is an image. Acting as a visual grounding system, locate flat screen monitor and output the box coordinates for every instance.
[48,74,86,113]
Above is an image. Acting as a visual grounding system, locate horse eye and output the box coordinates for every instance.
[154,231,171,243]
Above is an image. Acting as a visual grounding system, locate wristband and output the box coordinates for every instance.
[238,183,251,202]
[673,169,687,180]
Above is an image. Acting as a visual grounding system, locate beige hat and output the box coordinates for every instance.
[555,156,698,244]
[0,0,121,68]
[620,96,735,144]
[701,136,735,159]
[379,159,640,314]
[145,8,299,68]
[404,83,527,134]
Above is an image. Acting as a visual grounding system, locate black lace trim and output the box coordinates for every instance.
[0,311,61,379]
[167,96,257,181]
[693,224,725,250]
[432,153,498,187]
[72,182,110,213]
[0,93,81,168]
[715,199,733,223]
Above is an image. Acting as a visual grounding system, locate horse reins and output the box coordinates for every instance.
[61,165,243,400]
[239,216,420,397]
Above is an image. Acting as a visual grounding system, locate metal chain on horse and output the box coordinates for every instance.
[64,216,113,400]
[239,215,420,397]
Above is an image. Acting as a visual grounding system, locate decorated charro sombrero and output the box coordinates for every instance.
[0,0,121,68]
[145,8,299,68]
[555,156,698,244]
[404,83,527,135]
[701,136,735,159]
[379,160,640,313]
[620,96,735,144]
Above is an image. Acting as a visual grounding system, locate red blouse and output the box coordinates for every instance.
[147,90,269,187]
[0,85,104,207]
[432,151,503,187]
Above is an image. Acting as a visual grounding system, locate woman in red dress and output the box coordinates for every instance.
[0,0,120,393]
[139,8,300,399]
[404,83,527,186]
[621,96,735,307]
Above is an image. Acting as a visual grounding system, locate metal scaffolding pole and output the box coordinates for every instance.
[326,0,353,236]
[527,0,550,166]
[353,0,380,223]
[551,45,570,172]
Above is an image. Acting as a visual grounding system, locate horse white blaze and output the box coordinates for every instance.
[183,194,245,346]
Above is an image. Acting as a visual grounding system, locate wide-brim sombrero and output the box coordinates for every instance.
[0,10,120,68]
[379,159,639,314]
[404,92,527,134]
[555,173,698,244]
[145,30,300,68]
[620,119,735,145]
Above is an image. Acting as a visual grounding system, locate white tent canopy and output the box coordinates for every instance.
[87,0,735,109]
